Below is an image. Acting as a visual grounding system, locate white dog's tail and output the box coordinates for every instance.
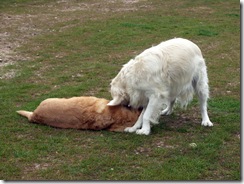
[17,110,33,121]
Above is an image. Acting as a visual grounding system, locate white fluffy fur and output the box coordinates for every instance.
[108,38,213,135]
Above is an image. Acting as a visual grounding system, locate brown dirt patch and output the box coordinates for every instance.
[0,0,151,68]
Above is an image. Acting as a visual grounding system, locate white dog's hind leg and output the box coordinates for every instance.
[194,65,213,127]
[136,96,163,135]
[124,109,145,133]
[197,86,213,126]
[199,97,213,127]
[161,99,175,115]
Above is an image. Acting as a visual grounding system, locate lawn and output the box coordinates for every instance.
[0,0,240,180]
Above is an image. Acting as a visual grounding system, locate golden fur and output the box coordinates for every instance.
[17,96,141,132]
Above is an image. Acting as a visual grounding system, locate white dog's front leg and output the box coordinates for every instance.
[136,96,163,135]
[124,109,145,133]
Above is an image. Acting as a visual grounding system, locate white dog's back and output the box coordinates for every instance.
[110,38,205,108]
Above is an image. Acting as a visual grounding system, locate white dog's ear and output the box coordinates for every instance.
[107,97,122,106]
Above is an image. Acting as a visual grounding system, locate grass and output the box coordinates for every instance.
[0,0,240,181]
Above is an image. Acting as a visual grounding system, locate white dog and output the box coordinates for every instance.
[107,38,213,135]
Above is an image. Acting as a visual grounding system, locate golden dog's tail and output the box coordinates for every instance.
[17,110,33,121]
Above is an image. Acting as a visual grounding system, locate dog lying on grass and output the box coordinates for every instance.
[17,96,141,132]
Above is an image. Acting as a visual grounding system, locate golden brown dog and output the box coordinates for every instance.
[17,96,141,132]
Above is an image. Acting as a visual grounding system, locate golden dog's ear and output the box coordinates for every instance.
[107,97,122,106]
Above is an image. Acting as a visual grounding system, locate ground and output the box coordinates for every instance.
[0,0,240,180]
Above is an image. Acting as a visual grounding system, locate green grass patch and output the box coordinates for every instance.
[0,0,240,181]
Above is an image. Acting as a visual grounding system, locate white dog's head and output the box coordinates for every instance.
[107,59,135,107]
[107,82,129,106]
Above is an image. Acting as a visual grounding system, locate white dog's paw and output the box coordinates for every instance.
[136,128,150,135]
[124,127,137,133]
[201,120,213,127]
